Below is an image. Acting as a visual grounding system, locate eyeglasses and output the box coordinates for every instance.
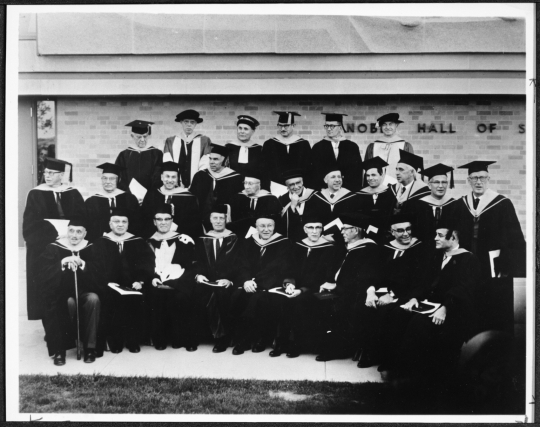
[133,135,148,141]
[324,125,340,130]
[468,176,489,183]
[243,181,259,186]
[111,220,128,224]
[305,226,323,231]
[392,227,412,235]
[342,226,356,232]
[430,181,448,186]
[43,171,61,176]
[101,177,117,182]
[155,218,173,222]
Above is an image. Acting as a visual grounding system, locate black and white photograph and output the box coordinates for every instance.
[5,3,535,422]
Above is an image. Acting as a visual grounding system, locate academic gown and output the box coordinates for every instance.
[193,230,242,339]
[261,136,313,186]
[23,185,86,320]
[225,142,269,189]
[147,232,197,347]
[311,138,363,191]
[39,240,99,356]
[115,146,163,192]
[91,234,155,349]
[412,195,457,245]
[357,185,397,243]
[141,187,202,239]
[364,139,414,183]
[189,168,244,222]
[228,191,283,238]
[84,191,141,242]
[303,189,362,232]
[163,134,212,187]
[389,180,431,216]
[277,188,315,242]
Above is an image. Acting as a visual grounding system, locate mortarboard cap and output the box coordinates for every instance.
[175,109,203,124]
[161,162,179,173]
[209,144,229,158]
[376,113,404,127]
[97,162,125,176]
[339,212,369,229]
[209,204,228,216]
[302,214,324,226]
[322,112,348,124]
[321,163,342,180]
[125,120,154,135]
[44,157,73,182]
[253,211,278,225]
[423,163,455,189]
[362,157,389,172]
[243,168,263,182]
[398,149,424,173]
[154,204,174,217]
[68,216,87,229]
[282,168,304,184]
[274,111,301,125]
[388,213,416,227]
[110,207,131,220]
[237,115,260,130]
[458,161,496,175]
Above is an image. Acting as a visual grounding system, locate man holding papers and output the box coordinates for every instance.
[91,208,154,354]
[193,204,242,353]
[147,204,197,351]
[381,221,480,383]
[23,157,86,322]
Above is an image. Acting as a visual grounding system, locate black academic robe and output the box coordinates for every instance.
[39,241,96,356]
[411,197,457,245]
[357,186,396,219]
[225,142,269,189]
[84,192,141,242]
[311,139,363,191]
[194,233,242,282]
[141,188,202,239]
[115,146,163,192]
[261,137,313,186]
[389,182,431,216]
[23,186,86,320]
[189,168,244,221]
[228,191,283,238]
[303,190,362,228]
[277,189,315,242]
[163,135,212,187]
[293,240,337,293]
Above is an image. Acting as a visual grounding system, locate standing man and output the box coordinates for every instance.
[163,109,212,188]
[115,120,163,200]
[390,150,430,215]
[23,157,86,322]
[84,163,141,242]
[261,111,313,188]
[364,113,414,185]
[189,144,244,225]
[278,169,315,242]
[311,112,363,192]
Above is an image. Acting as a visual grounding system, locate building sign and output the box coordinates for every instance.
[342,122,525,133]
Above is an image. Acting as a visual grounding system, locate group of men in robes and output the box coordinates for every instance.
[23,108,526,384]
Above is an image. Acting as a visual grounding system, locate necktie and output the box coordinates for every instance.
[400,187,406,196]
[117,241,123,254]
[441,254,450,269]
[110,197,116,214]
[260,246,266,258]
[215,238,222,259]
[250,198,256,210]
[473,198,480,210]
[179,140,188,185]
[330,194,334,199]
[435,207,441,222]
[55,192,65,218]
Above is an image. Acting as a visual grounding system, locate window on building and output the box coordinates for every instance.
[36,100,56,185]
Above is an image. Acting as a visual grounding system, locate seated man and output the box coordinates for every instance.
[316,213,381,362]
[193,204,242,353]
[147,204,197,351]
[141,161,202,239]
[269,215,336,358]
[230,212,294,355]
[382,222,480,382]
[278,169,315,243]
[356,214,428,369]
[91,208,154,354]
[39,218,101,365]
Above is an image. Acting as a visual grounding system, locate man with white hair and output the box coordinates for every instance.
[390,150,430,215]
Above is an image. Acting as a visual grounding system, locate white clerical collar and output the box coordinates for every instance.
[206,229,232,238]
[150,231,179,241]
[104,231,135,242]
[55,238,89,251]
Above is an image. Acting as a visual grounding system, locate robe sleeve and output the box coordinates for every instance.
[115,151,130,191]
[499,199,526,277]
[23,192,59,246]
[151,149,164,191]
[38,245,64,300]
[254,241,294,290]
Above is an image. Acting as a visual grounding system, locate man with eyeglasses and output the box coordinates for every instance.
[261,111,313,188]
[453,161,525,332]
[115,120,163,199]
[91,208,154,354]
[141,161,202,239]
[189,144,244,227]
[277,169,315,242]
[146,204,197,351]
[84,163,141,242]
[311,112,363,192]
[23,157,86,323]
[228,169,282,238]
[163,110,212,188]
[390,150,430,215]
[230,212,294,355]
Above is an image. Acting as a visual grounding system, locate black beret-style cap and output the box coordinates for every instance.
[339,212,369,229]
[209,204,228,216]
[423,163,455,189]
[322,112,348,123]
[398,149,424,172]
[388,213,416,227]
[209,144,229,158]
[362,157,389,172]
[273,111,301,125]
[237,115,260,129]
[125,120,154,135]
[97,162,125,176]
[154,203,174,217]
[161,162,180,173]
[243,168,263,181]
[254,211,278,225]
[44,157,73,182]
[302,214,324,226]
[458,160,496,175]
[377,113,404,126]
[175,109,203,123]
[110,207,131,220]
[68,216,87,229]
[282,168,304,184]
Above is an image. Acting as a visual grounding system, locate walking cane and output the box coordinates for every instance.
[72,257,82,361]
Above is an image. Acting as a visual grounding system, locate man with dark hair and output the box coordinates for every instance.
[193,204,242,353]
[390,150,430,215]
[163,109,212,187]
[357,157,395,218]
[147,204,197,351]
[23,157,86,322]
[91,208,154,354]
[39,218,101,365]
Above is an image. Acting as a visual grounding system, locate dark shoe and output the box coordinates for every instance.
[352,348,362,362]
[212,337,229,353]
[232,345,245,355]
[357,350,378,368]
[252,342,266,353]
[110,347,123,354]
[377,364,389,372]
[84,349,96,363]
[286,343,300,358]
[316,353,330,362]
[316,351,348,362]
[154,345,167,351]
[127,344,140,353]
[185,345,198,352]
[53,351,66,366]
[269,341,287,357]
[171,340,182,349]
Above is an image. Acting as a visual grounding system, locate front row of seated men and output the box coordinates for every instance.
[39,201,480,384]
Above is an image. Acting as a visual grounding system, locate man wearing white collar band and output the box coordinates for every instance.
[23,157,86,323]
[141,161,202,239]
[39,217,101,366]
[115,120,163,196]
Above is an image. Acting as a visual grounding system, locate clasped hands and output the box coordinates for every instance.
[61,255,83,271]
[402,298,447,325]
[197,275,232,288]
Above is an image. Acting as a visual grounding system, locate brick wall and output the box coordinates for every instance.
[56,95,527,234]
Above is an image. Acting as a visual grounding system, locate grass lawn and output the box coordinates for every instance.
[20,374,525,415]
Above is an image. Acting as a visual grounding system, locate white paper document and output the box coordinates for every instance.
[489,249,501,278]
[45,219,70,237]
[129,178,147,201]
[270,181,289,197]
[107,283,142,296]
[156,264,184,283]
[324,217,344,231]
[367,225,379,235]
[245,226,258,239]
